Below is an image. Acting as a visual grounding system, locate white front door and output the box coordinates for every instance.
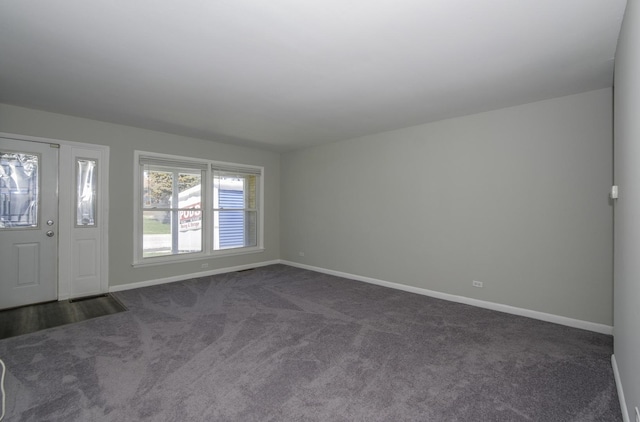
[0,138,59,309]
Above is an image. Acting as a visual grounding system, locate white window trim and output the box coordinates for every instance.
[133,150,264,267]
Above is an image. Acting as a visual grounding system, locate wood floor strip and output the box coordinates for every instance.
[0,294,127,340]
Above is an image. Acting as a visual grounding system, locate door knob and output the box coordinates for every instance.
[46,230,54,237]
[47,220,54,226]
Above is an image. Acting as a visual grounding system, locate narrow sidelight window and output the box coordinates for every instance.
[76,158,97,227]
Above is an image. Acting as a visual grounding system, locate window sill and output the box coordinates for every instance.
[132,247,265,268]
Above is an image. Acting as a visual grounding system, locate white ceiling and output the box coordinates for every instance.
[0,0,627,151]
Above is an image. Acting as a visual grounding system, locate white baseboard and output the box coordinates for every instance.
[109,258,613,335]
[109,260,281,293]
[612,355,630,422]
[280,260,614,335]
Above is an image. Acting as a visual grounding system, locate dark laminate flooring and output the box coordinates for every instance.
[0,294,127,340]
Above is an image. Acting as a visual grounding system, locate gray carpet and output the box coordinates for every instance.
[0,264,620,421]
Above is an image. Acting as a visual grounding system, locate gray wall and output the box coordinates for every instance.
[0,89,615,328]
[0,104,280,287]
[614,0,640,418]
[281,88,613,325]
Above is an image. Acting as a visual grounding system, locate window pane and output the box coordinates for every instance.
[76,159,97,226]
[212,172,258,210]
[214,210,257,249]
[216,210,244,249]
[143,210,171,257]
[142,210,202,257]
[178,206,202,232]
[144,169,173,208]
[177,171,201,200]
[245,210,258,247]
[143,167,201,209]
[178,176,201,216]
[177,213,202,253]
[246,175,258,209]
[0,152,39,228]
[213,172,245,209]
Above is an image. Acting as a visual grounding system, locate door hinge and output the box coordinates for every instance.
[611,185,619,199]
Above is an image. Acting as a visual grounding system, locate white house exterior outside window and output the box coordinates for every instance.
[134,151,263,266]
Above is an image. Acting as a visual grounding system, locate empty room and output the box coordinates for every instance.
[1,0,639,421]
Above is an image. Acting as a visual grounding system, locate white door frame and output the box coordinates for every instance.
[0,132,109,300]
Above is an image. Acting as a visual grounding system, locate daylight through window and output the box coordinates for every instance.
[136,153,263,264]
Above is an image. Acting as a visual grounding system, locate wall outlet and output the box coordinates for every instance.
[298,251,305,257]
[201,263,209,269]
[472,280,483,288]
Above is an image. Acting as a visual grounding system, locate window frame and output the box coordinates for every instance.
[212,168,260,251]
[133,151,264,267]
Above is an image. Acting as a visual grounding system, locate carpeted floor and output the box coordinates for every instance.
[0,264,621,421]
